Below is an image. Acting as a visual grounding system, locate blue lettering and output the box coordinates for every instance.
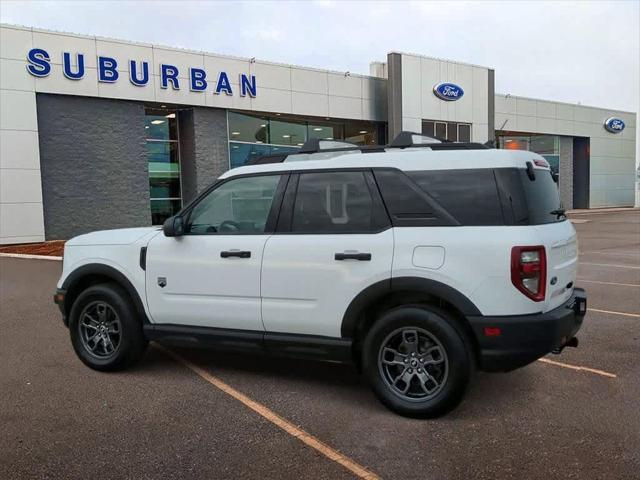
[215,71,233,95]
[62,52,85,80]
[26,48,51,77]
[239,74,257,97]
[190,68,207,91]
[129,60,149,86]
[160,64,180,90]
[98,56,119,82]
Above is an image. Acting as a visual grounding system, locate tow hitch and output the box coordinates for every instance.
[552,336,579,355]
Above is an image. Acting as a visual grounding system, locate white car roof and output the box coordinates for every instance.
[220,148,547,179]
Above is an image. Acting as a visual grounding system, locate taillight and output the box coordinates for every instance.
[511,245,546,302]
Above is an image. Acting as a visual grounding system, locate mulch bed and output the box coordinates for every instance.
[0,240,66,257]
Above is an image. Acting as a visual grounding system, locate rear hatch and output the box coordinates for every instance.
[518,164,578,311]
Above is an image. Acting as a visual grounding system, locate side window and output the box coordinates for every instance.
[186,175,281,234]
[408,169,504,226]
[373,169,455,227]
[291,171,388,233]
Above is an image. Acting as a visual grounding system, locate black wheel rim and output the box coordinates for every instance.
[78,301,122,359]
[378,327,448,402]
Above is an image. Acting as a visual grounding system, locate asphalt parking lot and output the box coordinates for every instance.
[1,209,639,480]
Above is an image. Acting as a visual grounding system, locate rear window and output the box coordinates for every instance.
[495,168,563,225]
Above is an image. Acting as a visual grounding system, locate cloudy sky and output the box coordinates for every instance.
[1,0,638,113]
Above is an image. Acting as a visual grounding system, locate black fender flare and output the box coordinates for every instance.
[340,276,481,338]
[61,263,149,323]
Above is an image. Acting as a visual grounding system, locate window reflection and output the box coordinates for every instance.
[227,112,383,168]
[497,134,561,175]
[146,108,182,225]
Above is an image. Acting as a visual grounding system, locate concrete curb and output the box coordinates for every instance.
[0,253,62,261]
[568,207,640,215]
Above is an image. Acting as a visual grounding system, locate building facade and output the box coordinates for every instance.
[0,24,636,244]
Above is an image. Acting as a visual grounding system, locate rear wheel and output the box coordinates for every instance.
[69,283,148,371]
[362,305,472,418]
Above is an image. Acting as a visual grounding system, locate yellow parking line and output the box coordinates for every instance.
[156,344,380,480]
[537,358,617,378]
[578,279,640,288]
[590,308,640,318]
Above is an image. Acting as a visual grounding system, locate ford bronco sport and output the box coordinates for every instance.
[54,132,586,417]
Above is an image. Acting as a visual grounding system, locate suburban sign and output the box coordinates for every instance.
[25,48,257,97]
[433,82,464,101]
[603,117,625,134]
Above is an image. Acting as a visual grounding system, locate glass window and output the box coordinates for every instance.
[308,122,344,141]
[227,111,384,169]
[408,169,504,226]
[458,124,471,142]
[228,112,269,143]
[344,122,377,145]
[187,175,281,234]
[447,122,458,142]
[291,171,387,233]
[435,122,447,139]
[146,109,182,225]
[494,168,563,225]
[145,112,178,141]
[270,119,307,146]
[151,199,182,226]
[422,121,435,137]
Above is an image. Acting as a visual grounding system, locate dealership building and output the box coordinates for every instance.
[0,23,637,244]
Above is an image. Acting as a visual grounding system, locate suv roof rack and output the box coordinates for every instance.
[244,131,489,165]
[389,131,489,150]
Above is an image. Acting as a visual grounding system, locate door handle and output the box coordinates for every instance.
[220,250,251,258]
[335,252,372,261]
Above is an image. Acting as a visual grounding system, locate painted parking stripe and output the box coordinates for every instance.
[537,358,617,378]
[580,262,640,270]
[156,344,380,480]
[589,308,640,318]
[578,279,640,288]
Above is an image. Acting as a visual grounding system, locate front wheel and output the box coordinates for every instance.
[362,306,472,418]
[69,283,148,371]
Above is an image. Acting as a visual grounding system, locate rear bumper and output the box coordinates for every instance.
[468,288,587,372]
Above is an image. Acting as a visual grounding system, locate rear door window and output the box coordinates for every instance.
[290,171,389,233]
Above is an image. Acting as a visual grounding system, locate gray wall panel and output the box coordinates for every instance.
[37,94,150,240]
[559,136,574,209]
[193,107,229,193]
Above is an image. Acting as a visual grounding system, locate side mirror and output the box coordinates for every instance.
[163,215,184,237]
[551,171,559,184]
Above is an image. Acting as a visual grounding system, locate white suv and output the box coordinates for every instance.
[54,133,587,417]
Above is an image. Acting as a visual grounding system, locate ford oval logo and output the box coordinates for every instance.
[433,82,464,101]
[604,117,625,133]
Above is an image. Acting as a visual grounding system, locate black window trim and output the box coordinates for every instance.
[275,168,392,235]
[178,171,290,236]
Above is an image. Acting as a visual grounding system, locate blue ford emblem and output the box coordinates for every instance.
[433,82,464,101]
[604,117,625,133]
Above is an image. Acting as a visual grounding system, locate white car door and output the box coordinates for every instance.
[261,170,394,338]
[145,173,286,330]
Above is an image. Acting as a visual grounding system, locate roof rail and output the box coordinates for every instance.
[299,138,359,153]
[244,130,490,165]
[389,131,445,148]
[388,131,489,150]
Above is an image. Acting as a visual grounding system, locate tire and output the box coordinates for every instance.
[69,282,148,371]
[362,305,472,418]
